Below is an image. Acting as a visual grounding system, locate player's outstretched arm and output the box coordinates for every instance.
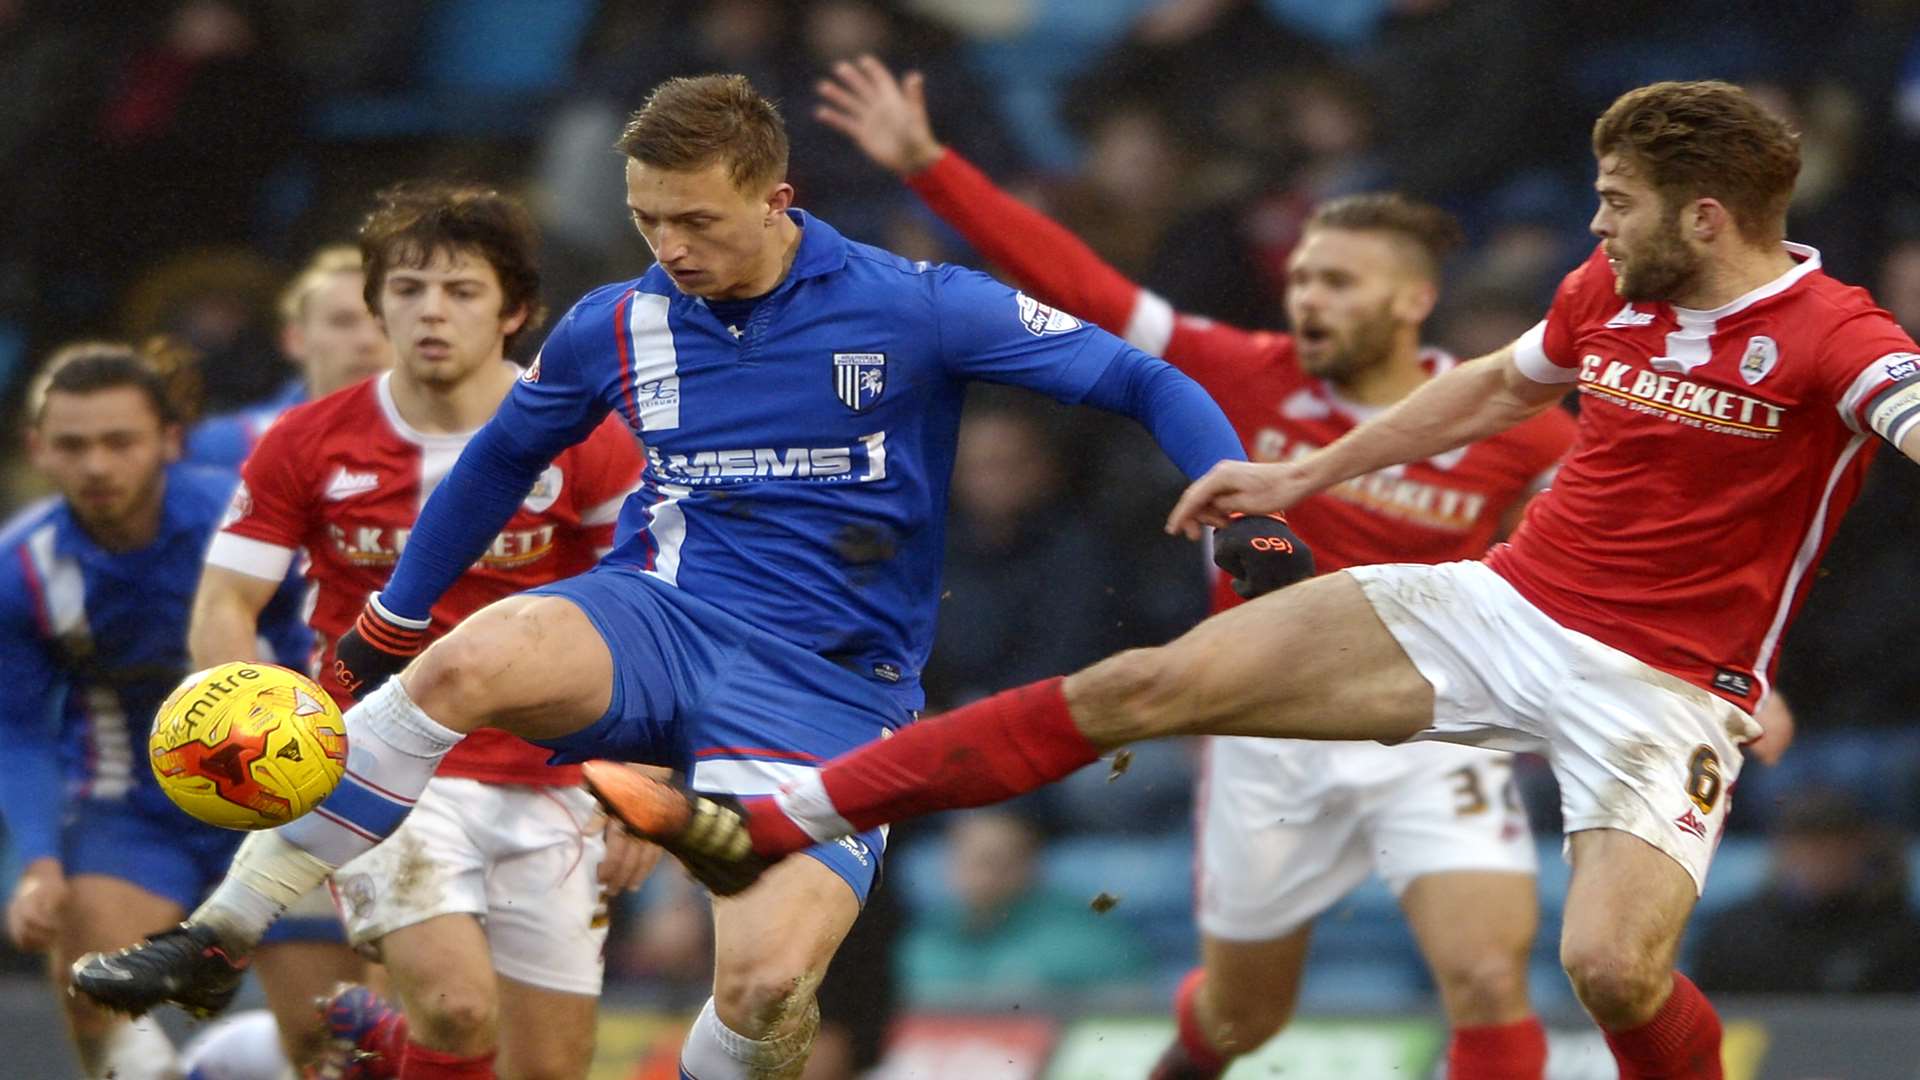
[818,56,1160,347]
[814,55,944,177]
[1168,344,1565,535]
[0,602,66,950]
[339,316,615,696]
[189,566,283,668]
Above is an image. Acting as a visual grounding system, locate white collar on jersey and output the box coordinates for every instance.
[1670,241,1821,324]
[374,371,485,448]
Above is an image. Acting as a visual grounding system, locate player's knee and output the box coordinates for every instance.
[1433,951,1530,1027]
[1067,646,1199,743]
[1560,943,1667,1028]
[1203,991,1293,1054]
[279,1025,333,1071]
[712,956,825,1040]
[406,981,498,1051]
[403,614,525,726]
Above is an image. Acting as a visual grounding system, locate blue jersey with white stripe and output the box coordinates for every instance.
[498,212,1135,700]
[183,378,306,468]
[397,210,1241,708]
[0,465,312,863]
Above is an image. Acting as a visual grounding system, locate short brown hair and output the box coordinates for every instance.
[615,74,788,192]
[29,337,202,427]
[1305,193,1465,280]
[1592,80,1800,244]
[358,181,545,351]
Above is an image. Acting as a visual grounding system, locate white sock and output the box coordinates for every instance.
[194,679,462,946]
[679,996,819,1080]
[88,1015,177,1080]
[176,1008,292,1080]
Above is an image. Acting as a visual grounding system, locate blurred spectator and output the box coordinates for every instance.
[54,1,299,302]
[1361,0,1560,203]
[1772,239,1920,728]
[118,249,286,412]
[897,810,1152,1006]
[263,0,432,93]
[610,863,714,1006]
[182,244,394,467]
[536,0,1017,306]
[1691,790,1920,994]
[1432,286,1545,362]
[1876,235,1920,332]
[906,0,1162,170]
[922,394,1117,710]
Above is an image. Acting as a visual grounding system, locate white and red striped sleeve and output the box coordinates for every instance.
[1829,310,1920,448]
[1514,246,1615,385]
[204,413,311,581]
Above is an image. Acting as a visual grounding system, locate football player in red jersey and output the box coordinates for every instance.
[615,80,1897,1080]
[818,56,1572,1079]
[185,182,655,1080]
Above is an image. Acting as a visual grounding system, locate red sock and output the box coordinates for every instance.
[1145,968,1230,1080]
[360,1010,409,1078]
[1448,1016,1548,1079]
[742,677,1101,856]
[1602,973,1723,1079]
[399,1041,496,1080]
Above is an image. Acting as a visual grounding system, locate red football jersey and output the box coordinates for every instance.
[207,372,642,784]
[906,150,1576,613]
[1491,244,1920,706]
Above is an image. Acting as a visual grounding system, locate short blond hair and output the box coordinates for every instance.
[616,74,789,192]
[277,245,364,325]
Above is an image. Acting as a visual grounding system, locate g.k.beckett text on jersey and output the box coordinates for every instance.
[1578,355,1785,439]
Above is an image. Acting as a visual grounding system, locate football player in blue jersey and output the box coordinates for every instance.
[75,74,1312,1079]
[183,245,395,468]
[0,343,351,1079]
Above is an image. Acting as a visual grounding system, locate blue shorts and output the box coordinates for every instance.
[530,565,913,902]
[62,798,343,945]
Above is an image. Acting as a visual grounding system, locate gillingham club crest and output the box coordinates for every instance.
[834,352,886,412]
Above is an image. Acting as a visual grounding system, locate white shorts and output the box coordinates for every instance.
[1347,560,1761,893]
[1197,736,1536,941]
[330,777,609,995]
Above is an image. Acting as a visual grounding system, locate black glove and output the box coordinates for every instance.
[1215,513,1314,599]
[332,597,429,699]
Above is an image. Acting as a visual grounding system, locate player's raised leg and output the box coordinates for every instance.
[1561,830,1719,1079]
[72,594,614,1012]
[605,572,1435,879]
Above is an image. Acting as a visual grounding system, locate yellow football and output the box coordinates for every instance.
[149,662,347,830]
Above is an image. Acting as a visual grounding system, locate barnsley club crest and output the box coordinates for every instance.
[1738,336,1779,384]
[834,352,886,413]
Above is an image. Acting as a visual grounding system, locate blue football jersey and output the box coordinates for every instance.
[0,464,312,862]
[183,378,306,468]
[491,211,1137,702]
